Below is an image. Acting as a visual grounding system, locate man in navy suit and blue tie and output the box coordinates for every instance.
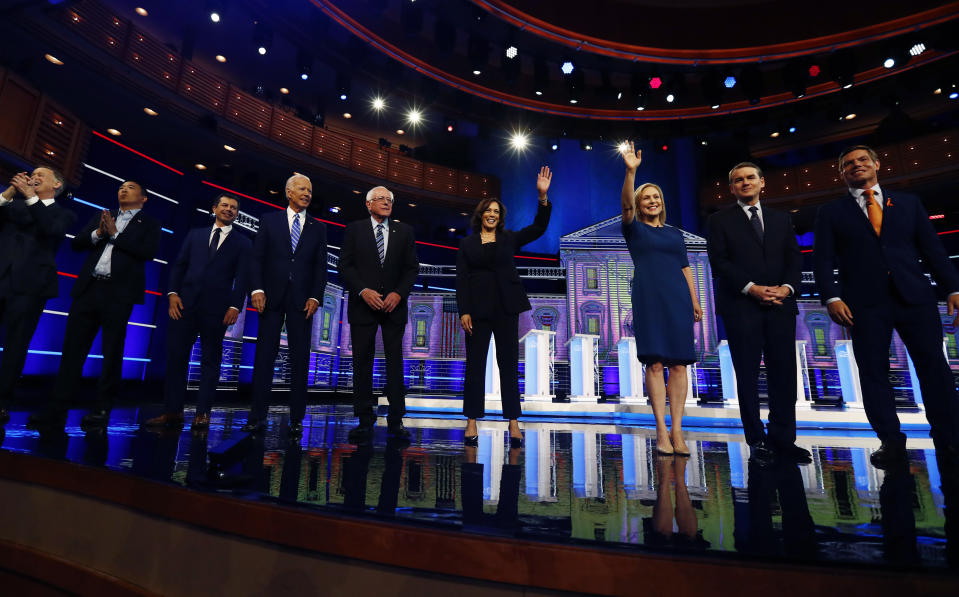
[0,166,76,425]
[338,185,419,444]
[242,174,327,435]
[144,194,251,431]
[814,145,959,469]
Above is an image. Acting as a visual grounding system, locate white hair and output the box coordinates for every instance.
[365,186,393,202]
[286,173,311,192]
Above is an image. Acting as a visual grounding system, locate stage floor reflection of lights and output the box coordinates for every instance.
[2,403,957,572]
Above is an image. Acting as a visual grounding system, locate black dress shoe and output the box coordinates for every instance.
[81,409,110,428]
[870,441,908,470]
[387,422,411,440]
[0,408,9,425]
[774,443,813,464]
[288,420,303,435]
[348,424,374,445]
[241,419,265,433]
[27,410,66,430]
[748,441,775,466]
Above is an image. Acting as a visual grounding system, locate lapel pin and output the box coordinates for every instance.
[886,198,893,207]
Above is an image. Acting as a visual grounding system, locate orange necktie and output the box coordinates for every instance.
[863,189,882,236]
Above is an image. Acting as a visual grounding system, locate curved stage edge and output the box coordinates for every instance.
[0,447,954,597]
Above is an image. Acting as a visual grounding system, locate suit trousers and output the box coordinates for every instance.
[463,313,521,420]
[0,274,47,406]
[164,306,227,414]
[249,286,313,423]
[722,305,797,447]
[849,284,959,446]
[350,312,407,421]
[53,279,134,410]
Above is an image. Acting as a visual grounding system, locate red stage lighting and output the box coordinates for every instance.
[649,77,662,89]
[808,64,821,77]
[661,144,668,151]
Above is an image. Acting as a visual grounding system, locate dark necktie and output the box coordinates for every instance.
[209,228,220,259]
[376,223,385,264]
[749,206,763,243]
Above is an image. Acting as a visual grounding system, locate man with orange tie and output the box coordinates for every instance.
[814,145,959,469]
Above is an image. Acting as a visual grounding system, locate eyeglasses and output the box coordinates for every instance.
[370,196,394,204]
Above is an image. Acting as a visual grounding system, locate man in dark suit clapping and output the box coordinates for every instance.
[706,162,808,465]
[338,186,419,444]
[0,166,76,424]
[814,145,959,469]
[29,180,160,429]
[144,194,251,431]
[242,174,327,436]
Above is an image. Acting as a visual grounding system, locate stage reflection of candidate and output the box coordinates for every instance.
[735,459,816,559]
[456,167,552,448]
[462,445,522,529]
[644,455,707,548]
[620,144,701,457]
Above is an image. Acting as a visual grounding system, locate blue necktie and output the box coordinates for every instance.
[291,214,301,253]
[376,223,385,264]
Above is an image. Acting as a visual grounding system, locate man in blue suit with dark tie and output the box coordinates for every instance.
[242,174,327,435]
[144,194,251,431]
[814,145,959,469]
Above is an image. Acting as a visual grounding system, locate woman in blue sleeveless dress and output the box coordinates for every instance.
[621,142,702,456]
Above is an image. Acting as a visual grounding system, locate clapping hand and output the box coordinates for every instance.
[10,172,33,197]
[536,166,552,202]
[622,141,642,171]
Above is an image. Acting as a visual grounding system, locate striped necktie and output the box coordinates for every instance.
[291,213,301,252]
[376,223,385,264]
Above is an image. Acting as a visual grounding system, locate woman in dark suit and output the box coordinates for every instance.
[456,167,553,446]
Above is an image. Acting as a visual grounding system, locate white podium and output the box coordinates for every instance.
[484,335,501,400]
[616,337,645,404]
[834,339,864,407]
[520,329,555,402]
[567,334,600,402]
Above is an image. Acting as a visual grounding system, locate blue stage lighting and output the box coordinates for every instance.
[723,76,737,88]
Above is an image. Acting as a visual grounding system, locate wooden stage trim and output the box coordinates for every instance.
[0,450,954,596]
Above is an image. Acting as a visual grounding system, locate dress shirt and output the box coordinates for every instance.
[0,195,55,207]
[250,208,318,304]
[826,184,958,303]
[93,209,140,277]
[360,216,390,299]
[209,222,232,250]
[736,200,795,297]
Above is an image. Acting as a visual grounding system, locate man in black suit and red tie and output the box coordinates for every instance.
[0,166,76,425]
[707,161,809,465]
[144,194,251,431]
[242,174,327,436]
[814,145,959,469]
[338,185,419,444]
[29,180,160,429]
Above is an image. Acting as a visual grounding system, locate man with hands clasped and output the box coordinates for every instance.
[0,167,76,424]
[338,185,419,444]
[707,162,808,466]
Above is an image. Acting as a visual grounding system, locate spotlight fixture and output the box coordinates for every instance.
[280,87,289,95]
[406,108,422,126]
[297,50,312,81]
[371,96,386,111]
[106,128,121,136]
[569,99,578,104]
[224,144,236,151]
[648,76,662,89]
[210,12,220,23]
[396,129,405,135]
[580,140,593,151]
[335,72,351,101]
[808,64,821,77]
[253,22,272,56]
[909,42,927,56]
[445,119,456,133]
[617,141,629,153]
[135,7,148,16]
[883,57,896,69]
[844,113,857,120]
[665,93,675,103]
[561,61,574,75]
[505,46,518,59]
[143,107,158,116]
[44,53,64,65]
[329,206,341,214]
[509,131,529,151]
[549,140,560,152]
[788,124,797,133]
[723,76,737,88]
[195,163,207,170]
[472,70,481,76]
[343,112,352,119]
[770,131,780,138]
[215,54,226,63]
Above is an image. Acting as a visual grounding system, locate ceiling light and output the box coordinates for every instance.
[700,140,708,146]
[396,129,405,135]
[371,96,386,111]
[107,128,121,136]
[561,61,574,75]
[215,54,226,63]
[616,91,623,100]
[509,132,529,151]
[909,43,926,57]
[343,112,352,119]
[44,54,63,65]
[617,141,629,153]
[195,163,207,170]
[505,46,517,59]
[258,46,267,56]
[723,76,737,88]
[143,107,158,116]
[648,77,662,89]
[666,93,675,103]
[460,212,468,216]
[135,7,148,16]
[770,131,780,138]
[210,12,221,23]
[950,92,959,100]
[448,228,456,232]
[406,109,422,125]
[580,141,593,151]
[535,90,543,96]
[934,87,942,95]
[569,99,578,104]
[472,69,481,76]
[352,190,362,194]
[788,126,797,133]
[329,206,341,214]
[636,106,645,111]
[280,87,289,95]
[408,202,416,207]
[339,93,348,101]
[844,113,857,120]
[808,64,821,77]
[883,57,896,69]
[711,104,720,109]
[224,144,236,151]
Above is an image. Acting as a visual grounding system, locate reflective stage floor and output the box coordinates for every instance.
[2,402,958,578]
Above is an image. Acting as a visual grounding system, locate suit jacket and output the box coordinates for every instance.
[71,209,161,304]
[813,191,959,309]
[0,199,76,298]
[168,225,252,314]
[456,202,551,319]
[706,203,801,317]
[250,209,328,309]
[338,218,419,325]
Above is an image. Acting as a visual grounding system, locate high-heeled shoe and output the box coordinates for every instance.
[509,435,524,448]
[464,435,479,447]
